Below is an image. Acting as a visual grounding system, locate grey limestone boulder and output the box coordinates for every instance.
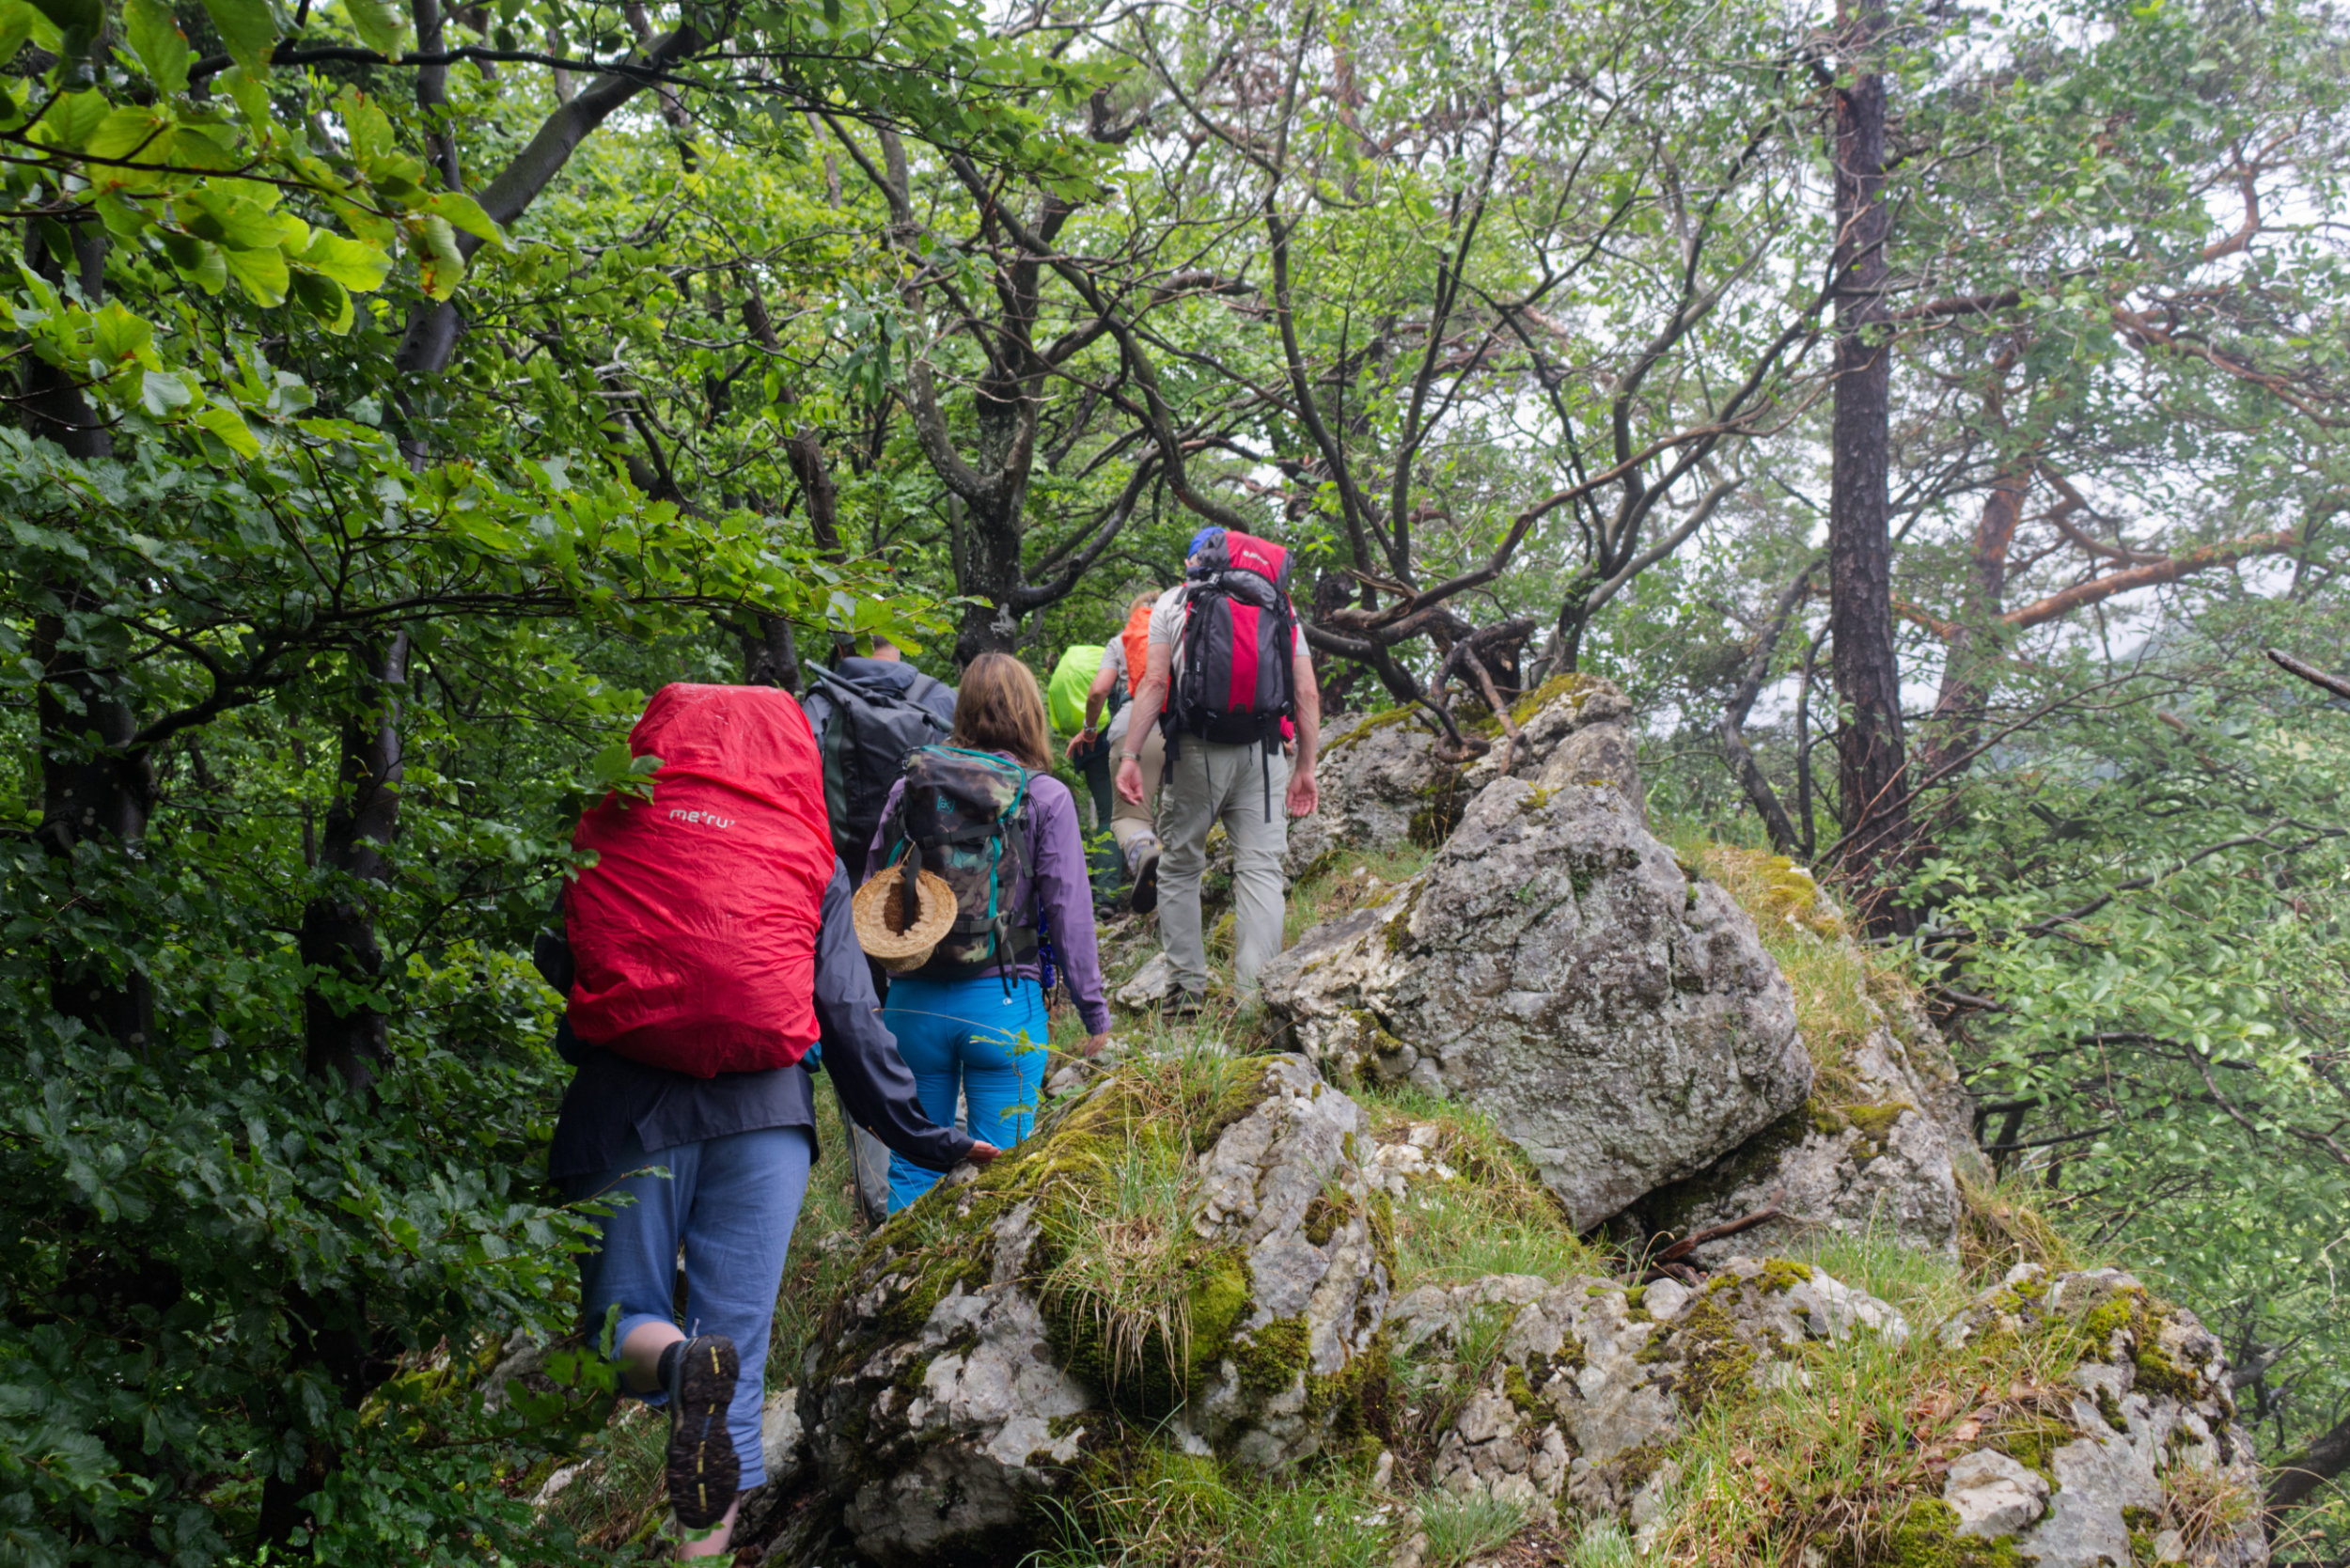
[1389,1257,1907,1529]
[1935,1265,2268,1568]
[1627,992,1983,1262]
[793,1054,1391,1566]
[1260,774,1812,1231]
[1286,675,1643,880]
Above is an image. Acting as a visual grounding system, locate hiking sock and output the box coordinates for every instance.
[662,1334,741,1532]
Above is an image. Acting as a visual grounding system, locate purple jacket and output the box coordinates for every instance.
[866,762,1111,1034]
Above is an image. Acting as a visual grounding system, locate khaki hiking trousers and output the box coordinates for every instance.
[1157,737,1289,998]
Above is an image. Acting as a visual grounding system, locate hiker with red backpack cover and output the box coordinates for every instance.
[1116,527,1322,1015]
[547,682,995,1559]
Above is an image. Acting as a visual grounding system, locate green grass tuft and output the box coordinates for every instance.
[1416,1488,1527,1567]
[1647,1231,2121,1567]
[1355,1079,1606,1289]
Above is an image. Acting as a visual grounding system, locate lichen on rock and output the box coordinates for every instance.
[1386,1256,1906,1529]
[1627,1010,1978,1263]
[1931,1264,2267,1568]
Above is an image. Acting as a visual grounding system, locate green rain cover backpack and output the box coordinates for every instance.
[877,745,1038,980]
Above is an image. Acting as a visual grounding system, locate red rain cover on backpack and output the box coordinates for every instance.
[565,683,837,1076]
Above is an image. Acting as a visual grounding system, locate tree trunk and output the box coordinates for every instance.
[297,635,410,1092]
[2266,1406,2350,1529]
[1916,465,2028,783]
[24,219,157,1051]
[1825,0,1912,934]
[953,490,1026,666]
[1720,563,1820,855]
[310,24,699,1085]
[1539,570,1602,680]
[785,428,844,561]
[743,615,801,689]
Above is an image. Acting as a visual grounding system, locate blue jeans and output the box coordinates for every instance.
[567,1126,813,1490]
[883,976,1049,1213]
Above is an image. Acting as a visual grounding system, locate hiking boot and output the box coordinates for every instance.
[663,1334,741,1532]
[1161,987,1205,1023]
[1127,837,1163,916]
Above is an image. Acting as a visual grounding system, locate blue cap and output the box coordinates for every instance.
[1187,526,1225,560]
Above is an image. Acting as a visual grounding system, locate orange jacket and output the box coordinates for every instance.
[1120,596,1154,692]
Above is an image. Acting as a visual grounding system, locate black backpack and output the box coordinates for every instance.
[875,746,1037,982]
[809,667,953,870]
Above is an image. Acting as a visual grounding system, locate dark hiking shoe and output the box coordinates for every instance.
[1128,839,1163,916]
[1162,988,1205,1023]
[664,1334,740,1531]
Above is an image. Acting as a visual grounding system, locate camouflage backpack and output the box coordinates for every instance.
[876,745,1037,980]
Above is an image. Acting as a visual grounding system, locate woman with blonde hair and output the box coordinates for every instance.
[862,652,1111,1210]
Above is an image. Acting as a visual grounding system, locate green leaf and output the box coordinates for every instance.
[427,190,505,248]
[179,187,301,250]
[192,403,259,457]
[222,243,290,306]
[337,86,394,164]
[414,214,464,301]
[219,62,270,126]
[124,0,191,91]
[289,268,353,334]
[139,368,194,416]
[199,0,275,74]
[297,230,392,292]
[34,89,110,151]
[84,105,170,163]
[88,303,155,368]
[161,231,229,293]
[0,0,44,66]
[24,0,99,60]
[342,0,405,55]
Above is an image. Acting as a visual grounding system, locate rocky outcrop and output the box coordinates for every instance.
[1935,1265,2267,1568]
[1287,675,1643,880]
[1626,994,1984,1262]
[1259,774,1812,1231]
[1388,1257,2264,1566]
[794,1055,1390,1566]
[1390,1258,1908,1533]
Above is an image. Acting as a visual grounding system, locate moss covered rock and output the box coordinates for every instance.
[792,1055,1391,1566]
[1934,1265,2267,1568]
[1629,1007,1977,1263]
[1386,1256,1905,1529]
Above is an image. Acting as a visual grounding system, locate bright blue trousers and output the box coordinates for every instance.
[882,975,1049,1213]
[567,1125,813,1490]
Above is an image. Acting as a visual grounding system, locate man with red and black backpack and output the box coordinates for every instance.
[1116,527,1323,1016]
